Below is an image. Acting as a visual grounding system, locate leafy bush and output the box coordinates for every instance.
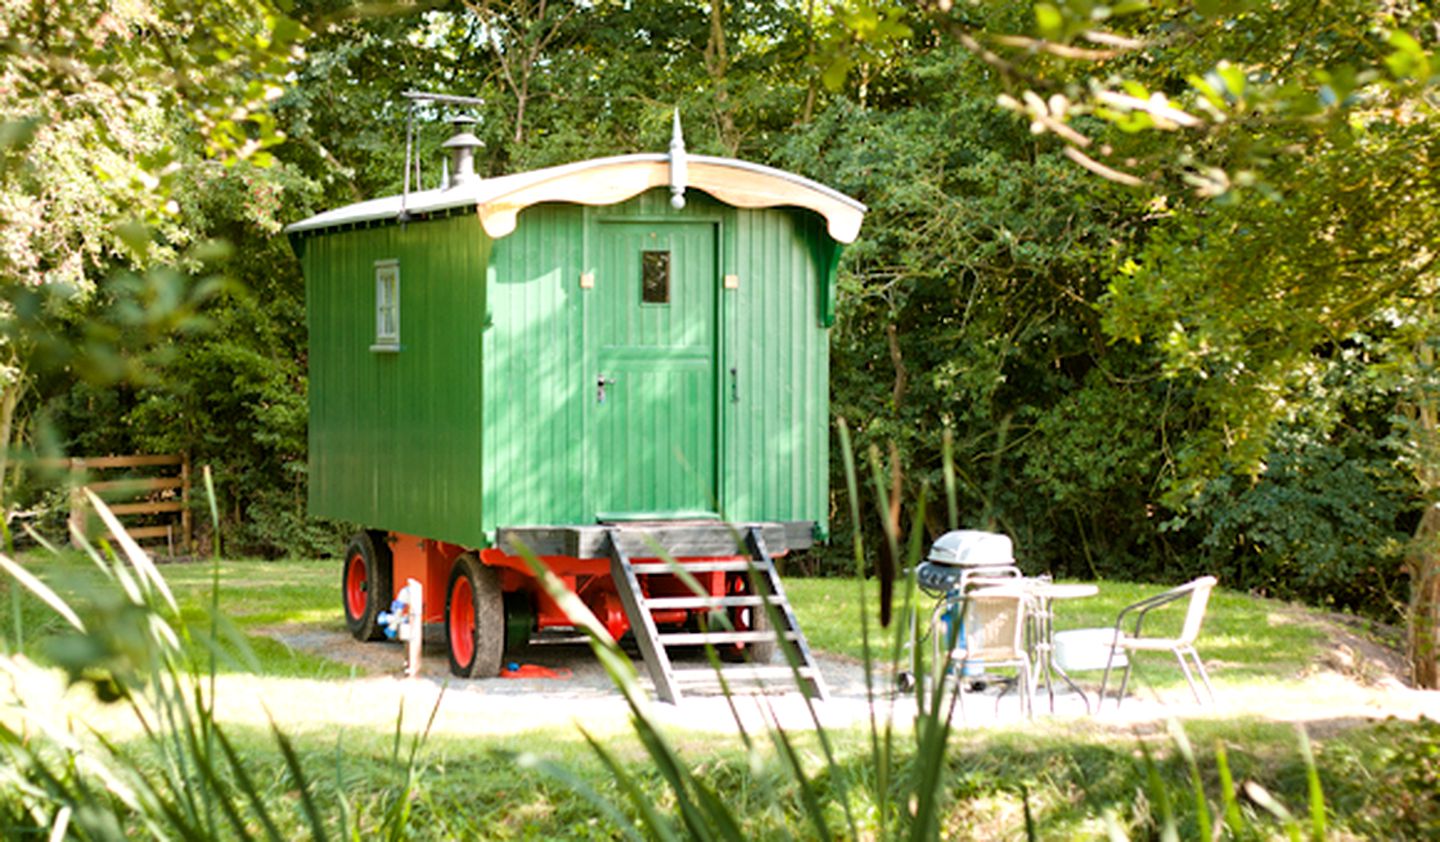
[1190,434,1411,619]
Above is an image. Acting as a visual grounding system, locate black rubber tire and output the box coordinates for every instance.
[342,531,393,642]
[445,553,505,678]
[719,572,778,664]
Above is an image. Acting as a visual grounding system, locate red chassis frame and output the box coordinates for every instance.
[383,532,740,640]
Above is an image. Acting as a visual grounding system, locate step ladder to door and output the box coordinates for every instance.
[606,525,829,704]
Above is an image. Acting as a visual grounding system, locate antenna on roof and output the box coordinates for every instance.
[398,90,486,222]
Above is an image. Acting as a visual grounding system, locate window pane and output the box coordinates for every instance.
[642,251,670,304]
[375,261,400,344]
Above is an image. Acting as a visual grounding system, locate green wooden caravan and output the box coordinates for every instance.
[286,116,864,700]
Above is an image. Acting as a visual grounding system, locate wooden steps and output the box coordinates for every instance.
[606,525,829,704]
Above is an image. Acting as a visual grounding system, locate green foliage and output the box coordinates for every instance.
[10,0,1431,620]
[913,0,1439,678]
[1,496,337,838]
[28,158,342,557]
[784,53,1187,579]
[798,1,1436,637]
[0,0,324,555]
[1191,430,1411,616]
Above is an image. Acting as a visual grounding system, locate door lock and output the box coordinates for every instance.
[597,374,617,403]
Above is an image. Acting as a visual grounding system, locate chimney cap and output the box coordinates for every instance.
[442,131,483,150]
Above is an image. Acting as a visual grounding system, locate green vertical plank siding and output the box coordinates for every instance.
[305,214,488,546]
[723,207,830,535]
[481,204,585,530]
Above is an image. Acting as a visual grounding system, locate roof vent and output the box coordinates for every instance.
[442,115,483,189]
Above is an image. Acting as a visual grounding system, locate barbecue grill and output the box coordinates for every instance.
[916,529,1016,595]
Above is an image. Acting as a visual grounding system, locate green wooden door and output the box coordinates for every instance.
[590,220,718,519]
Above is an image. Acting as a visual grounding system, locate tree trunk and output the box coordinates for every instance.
[1408,503,1440,688]
[704,0,740,156]
[1405,314,1440,689]
[465,0,579,148]
[886,321,907,409]
[0,376,21,508]
[799,0,818,125]
[513,76,528,145]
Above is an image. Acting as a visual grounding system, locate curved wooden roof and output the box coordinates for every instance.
[285,154,866,244]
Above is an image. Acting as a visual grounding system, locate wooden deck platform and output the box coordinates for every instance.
[495,520,815,559]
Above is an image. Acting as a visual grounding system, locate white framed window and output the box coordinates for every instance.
[373,259,400,350]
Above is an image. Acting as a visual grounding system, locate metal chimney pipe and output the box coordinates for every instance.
[442,115,483,189]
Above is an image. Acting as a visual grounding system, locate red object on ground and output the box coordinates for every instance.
[500,663,573,679]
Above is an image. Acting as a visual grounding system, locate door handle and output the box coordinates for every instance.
[730,366,739,403]
[597,374,617,404]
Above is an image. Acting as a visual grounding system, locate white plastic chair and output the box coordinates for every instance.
[931,586,1036,720]
[903,564,1022,692]
[1097,576,1218,709]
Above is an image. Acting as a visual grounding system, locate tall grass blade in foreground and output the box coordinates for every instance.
[0,482,441,839]
[1169,718,1213,841]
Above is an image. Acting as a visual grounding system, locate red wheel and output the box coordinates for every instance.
[445,553,504,677]
[720,572,777,664]
[345,553,368,620]
[341,532,392,641]
[449,574,476,668]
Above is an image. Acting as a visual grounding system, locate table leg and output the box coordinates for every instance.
[1037,596,1091,715]
[1050,658,1091,715]
[1037,608,1055,712]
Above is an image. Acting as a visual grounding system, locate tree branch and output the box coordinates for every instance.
[1062,145,1145,186]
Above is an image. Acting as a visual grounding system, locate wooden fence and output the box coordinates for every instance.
[57,454,193,556]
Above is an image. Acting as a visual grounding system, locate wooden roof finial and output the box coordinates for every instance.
[669,107,687,210]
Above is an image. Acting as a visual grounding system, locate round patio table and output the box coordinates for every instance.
[1027,581,1100,713]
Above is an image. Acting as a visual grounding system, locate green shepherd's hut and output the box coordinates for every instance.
[286,112,865,701]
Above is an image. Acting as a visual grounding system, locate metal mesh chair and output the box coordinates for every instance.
[931,586,1036,720]
[1097,576,1218,709]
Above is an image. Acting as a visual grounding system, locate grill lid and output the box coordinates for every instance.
[926,530,1013,567]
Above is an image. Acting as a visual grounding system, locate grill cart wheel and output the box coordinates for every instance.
[342,531,393,642]
[446,553,504,678]
[719,572,777,664]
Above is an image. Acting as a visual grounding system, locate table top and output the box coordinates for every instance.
[966,585,1030,598]
[1029,582,1099,600]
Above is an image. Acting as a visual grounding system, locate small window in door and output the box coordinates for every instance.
[374,259,400,349]
[641,250,670,304]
